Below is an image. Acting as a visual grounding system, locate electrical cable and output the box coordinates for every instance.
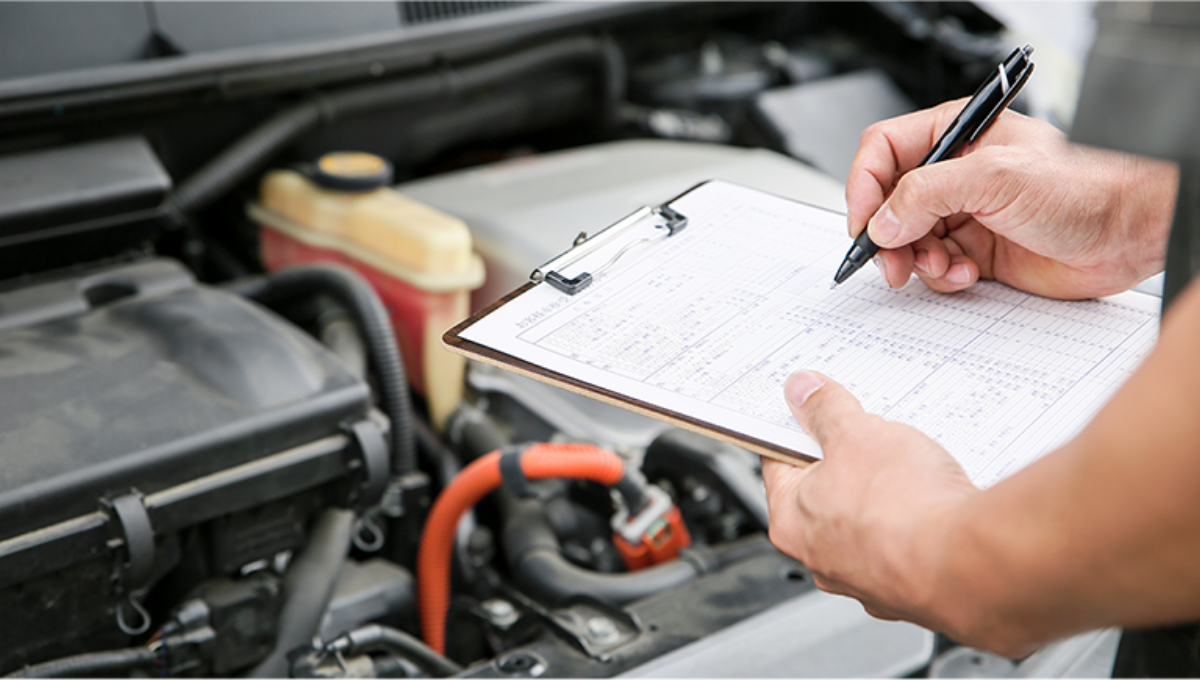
[328,624,462,678]
[3,648,159,678]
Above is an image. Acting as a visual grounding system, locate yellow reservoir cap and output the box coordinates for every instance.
[312,152,394,192]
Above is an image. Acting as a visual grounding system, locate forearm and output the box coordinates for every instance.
[927,277,1200,655]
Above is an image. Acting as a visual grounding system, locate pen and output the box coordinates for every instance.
[831,44,1035,289]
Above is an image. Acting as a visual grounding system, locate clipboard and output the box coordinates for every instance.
[443,179,1161,487]
[442,181,814,466]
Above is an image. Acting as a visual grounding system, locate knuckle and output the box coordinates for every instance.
[978,147,1019,177]
[819,411,876,449]
[976,148,1026,188]
[896,169,936,204]
[859,120,891,146]
[862,603,898,621]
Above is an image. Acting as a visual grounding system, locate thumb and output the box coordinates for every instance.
[867,154,1008,249]
[784,371,867,459]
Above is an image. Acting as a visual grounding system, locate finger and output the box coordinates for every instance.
[875,247,914,289]
[760,455,814,491]
[943,220,999,280]
[760,455,820,520]
[844,159,888,239]
[845,100,968,236]
[849,105,1041,241]
[912,232,951,279]
[917,253,981,293]
[783,371,866,458]
[867,150,1017,250]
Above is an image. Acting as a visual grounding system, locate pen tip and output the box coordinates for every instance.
[829,282,838,290]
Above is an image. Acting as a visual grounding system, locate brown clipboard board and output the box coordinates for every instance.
[442,182,815,468]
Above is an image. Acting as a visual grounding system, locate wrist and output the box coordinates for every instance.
[901,490,993,640]
[1112,155,1178,283]
[913,491,1042,657]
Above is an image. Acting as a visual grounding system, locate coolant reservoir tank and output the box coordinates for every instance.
[252,152,484,428]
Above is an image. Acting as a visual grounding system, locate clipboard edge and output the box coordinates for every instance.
[443,330,815,468]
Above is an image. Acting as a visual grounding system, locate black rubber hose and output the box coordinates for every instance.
[249,508,355,678]
[447,406,508,464]
[643,429,770,531]
[169,103,323,219]
[414,416,460,491]
[334,624,462,677]
[168,35,625,218]
[232,263,416,475]
[613,471,650,516]
[501,495,698,606]
[4,648,158,678]
[504,496,783,606]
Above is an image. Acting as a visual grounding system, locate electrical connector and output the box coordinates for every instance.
[151,599,217,676]
[611,484,691,570]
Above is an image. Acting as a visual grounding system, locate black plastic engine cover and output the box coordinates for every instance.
[0,258,371,541]
[0,258,383,671]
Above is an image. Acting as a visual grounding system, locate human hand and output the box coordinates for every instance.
[762,372,980,634]
[846,100,1178,299]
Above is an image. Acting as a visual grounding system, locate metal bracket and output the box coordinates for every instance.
[107,491,156,593]
[105,490,156,636]
[490,584,641,663]
[544,597,642,662]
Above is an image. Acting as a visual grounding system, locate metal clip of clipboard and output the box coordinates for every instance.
[530,203,688,295]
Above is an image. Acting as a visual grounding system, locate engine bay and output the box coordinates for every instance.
[0,2,1064,677]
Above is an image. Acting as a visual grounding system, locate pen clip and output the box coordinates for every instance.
[968,57,1034,145]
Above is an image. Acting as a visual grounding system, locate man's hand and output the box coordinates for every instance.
[762,372,978,630]
[846,101,1178,299]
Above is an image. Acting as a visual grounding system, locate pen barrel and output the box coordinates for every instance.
[832,229,879,285]
[848,228,878,262]
[919,45,1033,167]
[833,44,1031,288]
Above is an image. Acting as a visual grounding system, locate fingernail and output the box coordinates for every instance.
[785,371,825,408]
[873,255,889,285]
[868,205,901,244]
[914,249,930,274]
[947,263,971,285]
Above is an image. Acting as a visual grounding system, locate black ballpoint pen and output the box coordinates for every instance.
[831,44,1035,288]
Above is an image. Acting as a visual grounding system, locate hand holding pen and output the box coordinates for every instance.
[832,44,1035,288]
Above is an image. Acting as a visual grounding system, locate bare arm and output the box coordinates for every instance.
[937,277,1200,652]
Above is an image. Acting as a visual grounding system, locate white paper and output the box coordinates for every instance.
[460,181,1160,487]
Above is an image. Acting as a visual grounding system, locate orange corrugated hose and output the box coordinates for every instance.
[416,443,626,655]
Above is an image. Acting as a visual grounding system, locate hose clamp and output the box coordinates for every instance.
[499,444,536,498]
